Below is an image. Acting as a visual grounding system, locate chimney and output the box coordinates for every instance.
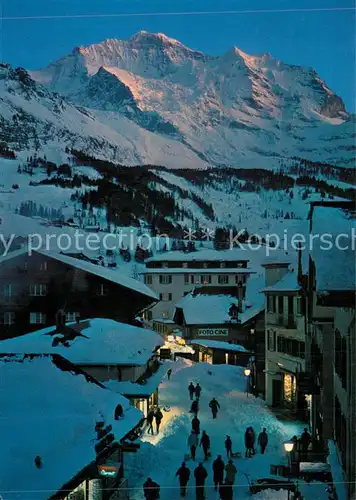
[262,261,291,287]
[237,282,243,313]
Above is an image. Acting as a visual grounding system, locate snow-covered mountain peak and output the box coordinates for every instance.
[129,30,184,47]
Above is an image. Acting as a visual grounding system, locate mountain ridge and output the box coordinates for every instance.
[0,32,354,168]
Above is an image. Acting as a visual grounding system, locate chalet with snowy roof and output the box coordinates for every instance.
[190,338,251,366]
[0,317,165,417]
[305,201,356,500]
[141,249,254,323]
[0,247,158,339]
[0,353,143,500]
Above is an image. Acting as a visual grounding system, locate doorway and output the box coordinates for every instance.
[272,379,283,407]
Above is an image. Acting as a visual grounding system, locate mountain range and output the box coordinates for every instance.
[0,31,355,168]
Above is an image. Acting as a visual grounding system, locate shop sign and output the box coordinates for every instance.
[98,462,120,478]
[197,328,228,337]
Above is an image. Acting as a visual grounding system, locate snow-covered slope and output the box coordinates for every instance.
[0,32,354,168]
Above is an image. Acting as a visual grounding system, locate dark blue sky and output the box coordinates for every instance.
[2,0,355,110]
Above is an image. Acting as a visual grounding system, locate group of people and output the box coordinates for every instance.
[143,377,270,499]
[244,427,268,457]
[189,383,221,420]
[175,455,237,500]
[146,407,164,435]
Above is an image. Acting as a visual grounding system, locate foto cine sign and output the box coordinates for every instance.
[98,464,119,478]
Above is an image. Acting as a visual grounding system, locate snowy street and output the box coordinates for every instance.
[126,360,328,500]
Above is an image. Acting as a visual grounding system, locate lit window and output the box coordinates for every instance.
[30,312,46,324]
[162,311,169,318]
[162,262,169,268]
[220,262,226,268]
[3,312,15,325]
[29,284,47,296]
[182,263,188,268]
[203,263,208,269]
[201,275,212,284]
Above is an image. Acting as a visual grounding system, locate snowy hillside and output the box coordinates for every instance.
[0,32,354,168]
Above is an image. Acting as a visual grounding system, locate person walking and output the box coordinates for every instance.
[225,435,233,459]
[154,408,163,434]
[195,383,202,400]
[189,382,195,400]
[300,428,311,461]
[188,431,199,461]
[209,397,220,419]
[245,428,253,458]
[212,455,225,490]
[146,409,154,435]
[250,427,256,455]
[194,463,208,500]
[225,460,237,485]
[200,431,210,460]
[167,368,172,380]
[258,428,268,454]
[191,399,199,416]
[192,415,200,435]
[143,477,160,500]
[176,462,191,497]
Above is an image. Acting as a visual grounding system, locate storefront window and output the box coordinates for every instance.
[284,373,296,405]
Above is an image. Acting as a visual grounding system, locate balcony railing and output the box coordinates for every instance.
[270,314,297,329]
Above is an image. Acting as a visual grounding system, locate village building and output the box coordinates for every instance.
[0,248,157,339]
[0,353,143,500]
[190,338,251,366]
[173,277,265,393]
[305,201,356,500]
[0,317,165,417]
[140,249,254,322]
[261,263,308,419]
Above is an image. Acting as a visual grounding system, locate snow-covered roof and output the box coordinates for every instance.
[0,354,142,500]
[105,363,168,397]
[191,340,250,353]
[0,318,164,366]
[261,256,292,266]
[175,275,265,325]
[0,248,158,300]
[311,204,356,292]
[261,271,301,293]
[145,249,250,263]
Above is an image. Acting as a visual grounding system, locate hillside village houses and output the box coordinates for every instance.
[0,353,144,500]
[0,247,157,339]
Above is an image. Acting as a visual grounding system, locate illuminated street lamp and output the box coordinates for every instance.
[244,368,251,397]
[284,441,294,500]
[284,441,294,453]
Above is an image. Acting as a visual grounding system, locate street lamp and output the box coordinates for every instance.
[284,441,295,500]
[244,368,251,398]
